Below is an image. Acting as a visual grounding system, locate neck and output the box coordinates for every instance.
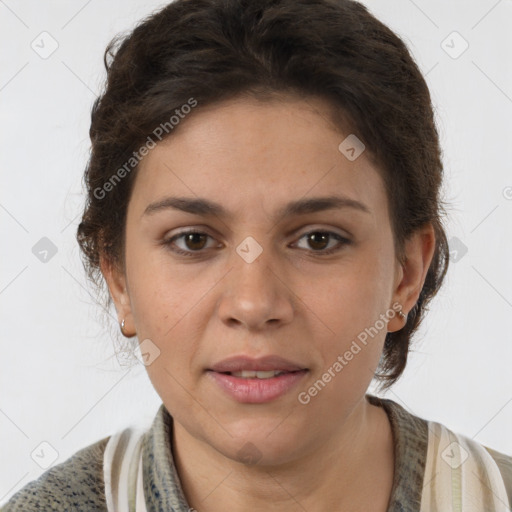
[171,395,395,512]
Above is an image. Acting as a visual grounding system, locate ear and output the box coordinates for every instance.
[387,223,436,333]
[99,253,136,337]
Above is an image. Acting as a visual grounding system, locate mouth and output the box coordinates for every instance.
[213,369,304,379]
[206,355,309,403]
[206,365,309,403]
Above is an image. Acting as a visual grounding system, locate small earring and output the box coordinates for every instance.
[120,318,130,337]
[398,310,407,320]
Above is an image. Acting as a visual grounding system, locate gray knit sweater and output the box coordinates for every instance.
[2,393,511,511]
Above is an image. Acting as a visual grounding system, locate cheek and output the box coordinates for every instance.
[315,252,392,321]
[124,248,213,376]
[125,245,193,332]
[301,248,394,362]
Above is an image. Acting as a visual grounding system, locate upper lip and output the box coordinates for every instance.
[208,355,307,373]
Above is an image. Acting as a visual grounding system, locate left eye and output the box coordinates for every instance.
[294,231,351,254]
[163,230,351,256]
[165,231,217,254]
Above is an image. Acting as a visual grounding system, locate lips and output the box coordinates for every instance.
[208,355,307,374]
[207,368,308,403]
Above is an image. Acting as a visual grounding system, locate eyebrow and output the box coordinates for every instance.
[142,195,371,221]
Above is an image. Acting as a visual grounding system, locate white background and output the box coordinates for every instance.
[1,0,511,504]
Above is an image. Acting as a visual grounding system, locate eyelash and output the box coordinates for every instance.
[163,229,352,257]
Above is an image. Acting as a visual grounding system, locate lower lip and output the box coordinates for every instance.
[207,370,308,403]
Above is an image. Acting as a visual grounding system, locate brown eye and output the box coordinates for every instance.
[295,230,351,255]
[182,232,208,251]
[164,230,216,256]
[306,232,330,251]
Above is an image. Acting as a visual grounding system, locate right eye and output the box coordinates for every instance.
[163,230,220,256]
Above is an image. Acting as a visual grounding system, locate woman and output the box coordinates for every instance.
[3,0,511,510]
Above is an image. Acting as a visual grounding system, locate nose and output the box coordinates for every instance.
[216,242,294,332]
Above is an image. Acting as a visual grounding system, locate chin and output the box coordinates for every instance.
[213,426,306,467]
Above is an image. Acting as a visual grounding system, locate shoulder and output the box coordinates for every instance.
[427,418,512,479]
[1,435,110,512]
[424,419,512,509]
[482,443,512,500]
[367,394,512,509]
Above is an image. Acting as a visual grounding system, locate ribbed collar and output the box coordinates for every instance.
[366,393,428,511]
[141,402,190,512]
[142,393,428,511]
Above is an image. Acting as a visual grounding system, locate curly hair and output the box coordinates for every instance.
[77,0,450,391]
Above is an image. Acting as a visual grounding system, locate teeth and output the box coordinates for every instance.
[230,370,286,379]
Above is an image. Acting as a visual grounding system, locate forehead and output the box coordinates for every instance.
[131,96,388,223]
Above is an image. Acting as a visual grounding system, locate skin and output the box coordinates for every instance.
[101,94,435,511]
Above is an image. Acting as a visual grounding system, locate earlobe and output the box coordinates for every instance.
[99,254,135,336]
[388,224,436,333]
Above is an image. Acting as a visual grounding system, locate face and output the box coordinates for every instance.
[102,95,434,465]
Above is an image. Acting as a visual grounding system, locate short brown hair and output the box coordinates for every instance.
[77,0,450,391]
